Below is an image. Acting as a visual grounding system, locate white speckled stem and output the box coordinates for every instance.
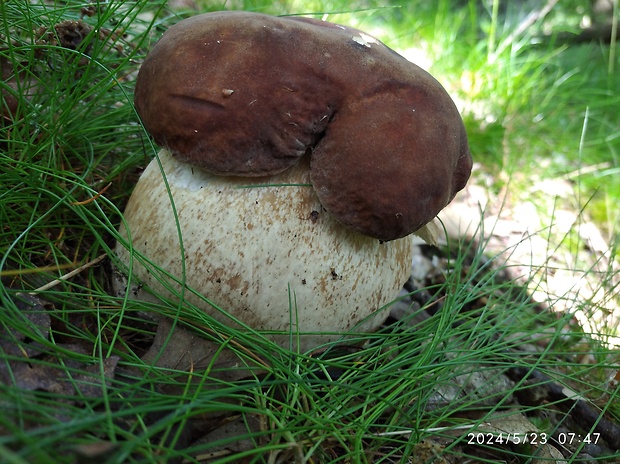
[114,149,413,351]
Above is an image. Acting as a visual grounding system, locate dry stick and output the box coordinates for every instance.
[506,366,620,450]
[30,254,107,294]
[490,0,560,60]
[25,183,111,291]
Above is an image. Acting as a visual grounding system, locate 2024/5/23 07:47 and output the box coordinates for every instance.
[467,432,601,446]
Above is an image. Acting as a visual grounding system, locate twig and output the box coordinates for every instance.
[491,0,559,60]
[371,423,478,437]
[30,254,107,294]
[506,366,620,449]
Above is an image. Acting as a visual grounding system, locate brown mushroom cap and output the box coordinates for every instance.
[134,11,472,241]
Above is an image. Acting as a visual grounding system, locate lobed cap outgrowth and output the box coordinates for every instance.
[134,11,472,241]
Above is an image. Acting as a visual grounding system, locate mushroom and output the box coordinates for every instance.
[114,11,471,352]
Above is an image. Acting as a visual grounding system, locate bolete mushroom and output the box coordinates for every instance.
[114,11,471,352]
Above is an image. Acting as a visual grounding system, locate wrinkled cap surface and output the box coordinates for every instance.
[134,11,472,241]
